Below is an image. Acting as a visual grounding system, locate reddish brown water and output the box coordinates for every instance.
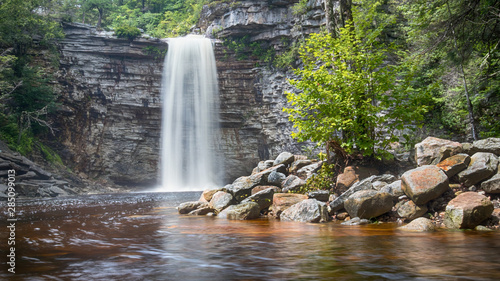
[1,192,500,280]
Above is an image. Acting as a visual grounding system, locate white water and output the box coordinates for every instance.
[159,35,221,191]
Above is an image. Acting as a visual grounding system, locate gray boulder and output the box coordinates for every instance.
[289,160,313,174]
[379,180,404,200]
[307,190,330,202]
[414,137,463,166]
[242,187,275,211]
[457,152,498,187]
[218,202,261,220]
[344,190,393,219]
[396,200,428,221]
[469,137,500,155]
[401,165,449,205]
[273,152,294,167]
[481,173,500,193]
[280,199,330,223]
[209,191,234,213]
[444,192,494,229]
[281,175,306,193]
[178,201,209,214]
[267,171,286,187]
[297,161,323,179]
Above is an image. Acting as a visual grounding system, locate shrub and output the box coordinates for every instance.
[115,25,141,41]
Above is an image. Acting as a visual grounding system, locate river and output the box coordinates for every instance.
[1,192,499,280]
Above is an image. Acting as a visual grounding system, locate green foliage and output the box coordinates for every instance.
[142,46,168,59]
[291,163,335,194]
[284,1,429,159]
[115,25,142,40]
[292,0,309,16]
[274,40,302,70]
[39,143,64,165]
[223,35,275,64]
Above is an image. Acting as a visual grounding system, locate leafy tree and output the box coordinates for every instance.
[284,1,429,162]
[83,0,114,28]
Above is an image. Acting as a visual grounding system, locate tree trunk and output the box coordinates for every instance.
[340,0,353,28]
[97,8,103,28]
[324,0,334,35]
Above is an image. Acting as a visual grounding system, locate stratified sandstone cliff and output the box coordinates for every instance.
[52,0,327,188]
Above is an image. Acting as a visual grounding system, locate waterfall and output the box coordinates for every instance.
[159,35,222,191]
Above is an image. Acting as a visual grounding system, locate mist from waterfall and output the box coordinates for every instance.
[159,35,222,191]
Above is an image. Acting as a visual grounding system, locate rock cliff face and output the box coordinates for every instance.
[52,0,327,188]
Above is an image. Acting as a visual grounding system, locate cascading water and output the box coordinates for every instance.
[159,35,222,191]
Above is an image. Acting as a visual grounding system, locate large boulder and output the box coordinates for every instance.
[398,217,435,232]
[444,192,494,229]
[200,188,222,202]
[280,199,330,223]
[335,166,379,193]
[209,191,234,213]
[481,173,500,193]
[271,193,307,217]
[178,201,209,214]
[218,202,261,220]
[307,190,330,202]
[436,153,471,178]
[267,171,286,187]
[281,175,306,193]
[289,160,313,174]
[457,152,498,187]
[469,138,500,155]
[401,165,449,205]
[415,137,462,166]
[242,187,275,211]
[379,180,404,200]
[251,185,281,195]
[273,152,295,167]
[344,190,393,219]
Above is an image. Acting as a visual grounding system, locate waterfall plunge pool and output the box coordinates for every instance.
[1,192,500,280]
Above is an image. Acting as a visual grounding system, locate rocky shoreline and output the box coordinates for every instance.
[178,137,500,231]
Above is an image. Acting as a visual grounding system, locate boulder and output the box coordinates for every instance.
[481,174,500,193]
[396,200,428,221]
[267,171,286,187]
[401,165,449,205]
[188,207,214,216]
[296,161,323,179]
[469,137,500,155]
[280,199,330,223]
[281,175,306,193]
[344,190,394,219]
[271,193,307,216]
[457,152,498,187]
[258,160,274,171]
[224,165,286,201]
[251,185,281,195]
[398,217,435,232]
[307,190,330,202]
[209,191,234,213]
[336,166,359,193]
[436,153,471,178]
[329,174,396,212]
[178,201,209,214]
[444,192,494,229]
[379,180,404,200]
[200,188,222,202]
[415,137,462,166]
[289,159,313,174]
[273,152,295,167]
[242,187,275,211]
[218,202,261,220]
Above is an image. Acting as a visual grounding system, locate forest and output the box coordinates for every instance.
[0,0,499,161]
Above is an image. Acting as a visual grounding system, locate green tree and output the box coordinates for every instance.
[83,0,114,28]
[284,1,429,162]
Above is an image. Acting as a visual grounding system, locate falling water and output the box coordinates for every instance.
[160,35,221,191]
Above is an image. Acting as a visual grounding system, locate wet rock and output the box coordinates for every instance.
[469,137,500,155]
[398,217,435,232]
[444,192,494,229]
[307,190,330,202]
[178,201,209,214]
[436,153,471,178]
[457,152,498,187]
[415,137,463,166]
[218,202,261,220]
[281,175,305,193]
[45,186,69,197]
[481,174,500,193]
[280,199,330,223]
[401,165,449,205]
[341,217,370,225]
[16,182,39,197]
[289,159,313,174]
[188,206,214,216]
[297,161,323,179]
[200,188,222,202]
[224,174,263,201]
[242,187,275,211]
[267,170,286,187]
[273,152,294,167]
[396,200,428,221]
[271,193,307,217]
[209,191,234,213]
[344,190,393,219]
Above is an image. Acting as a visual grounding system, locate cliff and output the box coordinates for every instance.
[51,0,327,188]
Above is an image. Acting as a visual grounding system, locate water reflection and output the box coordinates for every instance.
[1,192,499,280]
